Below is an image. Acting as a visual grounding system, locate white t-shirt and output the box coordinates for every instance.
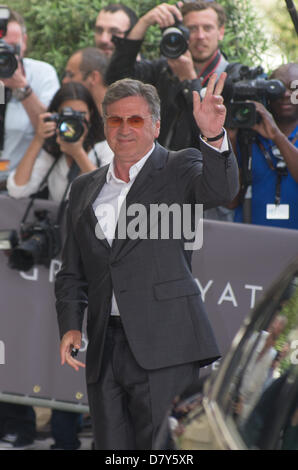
[1,57,60,180]
[7,140,114,202]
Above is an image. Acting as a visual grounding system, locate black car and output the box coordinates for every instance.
[157,259,298,450]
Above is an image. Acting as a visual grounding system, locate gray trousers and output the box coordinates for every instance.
[87,318,200,450]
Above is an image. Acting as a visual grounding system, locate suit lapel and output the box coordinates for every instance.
[79,166,111,251]
[111,143,169,261]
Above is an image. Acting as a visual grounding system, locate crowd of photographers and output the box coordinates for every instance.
[0,0,297,450]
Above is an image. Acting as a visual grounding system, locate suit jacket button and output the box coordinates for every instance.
[110,260,120,267]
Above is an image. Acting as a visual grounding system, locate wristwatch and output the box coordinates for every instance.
[12,84,33,101]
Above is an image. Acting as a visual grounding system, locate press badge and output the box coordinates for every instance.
[266,204,289,219]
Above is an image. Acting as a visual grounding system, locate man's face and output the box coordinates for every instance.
[104,96,160,163]
[183,9,224,65]
[62,52,86,86]
[4,21,27,58]
[269,66,298,123]
[94,10,131,57]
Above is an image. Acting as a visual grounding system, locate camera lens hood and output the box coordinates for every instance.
[160,22,189,59]
[58,117,85,143]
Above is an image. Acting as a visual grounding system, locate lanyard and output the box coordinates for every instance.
[256,132,298,205]
[291,134,298,146]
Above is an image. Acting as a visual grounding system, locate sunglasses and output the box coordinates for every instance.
[106,115,151,128]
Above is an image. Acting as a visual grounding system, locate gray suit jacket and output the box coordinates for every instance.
[55,141,239,384]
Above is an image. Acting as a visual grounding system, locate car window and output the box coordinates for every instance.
[217,272,298,449]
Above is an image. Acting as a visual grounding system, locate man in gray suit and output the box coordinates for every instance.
[55,75,239,450]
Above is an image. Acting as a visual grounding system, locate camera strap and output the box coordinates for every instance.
[21,158,60,225]
[0,88,12,152]
[54,161,81,228]
[92,147,100,167]
[198,50,225,87]
[21,154,84,227]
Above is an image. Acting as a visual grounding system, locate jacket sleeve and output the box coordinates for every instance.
[105,36,168,86]
[176,139,240,209]
[55,184,88,339]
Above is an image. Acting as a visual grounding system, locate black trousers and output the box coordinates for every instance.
[0,403,36,441]
[87,318,200,450]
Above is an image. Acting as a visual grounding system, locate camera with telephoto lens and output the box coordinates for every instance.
[44,107,87,143]
[0,5,19,78]
[160,17,189,59]
[224,65,286,128]
[0,210,61,272]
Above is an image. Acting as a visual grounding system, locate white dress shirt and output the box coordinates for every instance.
[92,144,155,315]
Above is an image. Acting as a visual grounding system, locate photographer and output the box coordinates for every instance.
[63,47,108,117]
[4,81,106,450]
[0,9,60,190]
[105,1,230,151]
[234,63,298,229]
[0,7,60,451]
[105,1,238,221]
[7,82,109,202]
[94,3,138,58]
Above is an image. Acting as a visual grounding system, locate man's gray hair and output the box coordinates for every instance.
[102,78,161,122]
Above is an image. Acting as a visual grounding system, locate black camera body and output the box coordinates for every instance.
[160,19,189,59]
[8,210,61,272]
[0,5,19,78]
[224,65,286,128]
[0,41,19,78]
[44,107,87,143]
